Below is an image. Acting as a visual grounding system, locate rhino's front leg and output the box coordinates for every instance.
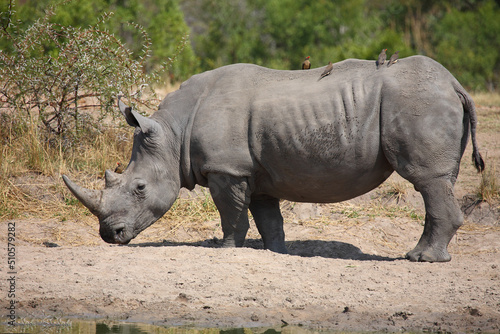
[208,173,251,248]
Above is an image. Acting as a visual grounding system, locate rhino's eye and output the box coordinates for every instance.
[132,180,147,196]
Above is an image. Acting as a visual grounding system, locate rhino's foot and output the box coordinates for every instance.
[222,236,245,248]
[265,241,288,254]
[222,240,236,248]
[406,247,451,263]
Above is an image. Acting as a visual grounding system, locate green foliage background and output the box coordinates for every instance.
[1,0,500,90]
[0,0,197,81]
[182,0,500,91]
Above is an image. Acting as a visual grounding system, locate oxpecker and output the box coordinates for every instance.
[318,61,333,81]
[387,51,399,67]
[114,162,125,174]
[302,56,311,70]
[377,48,387,68]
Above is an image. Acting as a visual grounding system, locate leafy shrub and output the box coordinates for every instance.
[0,0,186,140]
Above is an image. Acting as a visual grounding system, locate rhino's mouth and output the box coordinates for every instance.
[100,222,132,245]
[114,226,131,245]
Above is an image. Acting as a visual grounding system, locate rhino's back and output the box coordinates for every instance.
[178,56,461,202]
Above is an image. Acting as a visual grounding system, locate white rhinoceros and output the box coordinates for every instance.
[63,55,484,262]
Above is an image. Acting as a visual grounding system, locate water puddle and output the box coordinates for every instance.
[0,318,422,334]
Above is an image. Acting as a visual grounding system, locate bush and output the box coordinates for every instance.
[0,0,186,140]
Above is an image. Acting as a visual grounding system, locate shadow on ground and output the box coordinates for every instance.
[127,238,401,261]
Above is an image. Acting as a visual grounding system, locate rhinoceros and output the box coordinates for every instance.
[63,55,484,262]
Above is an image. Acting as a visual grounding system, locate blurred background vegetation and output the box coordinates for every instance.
[1,0,500,91]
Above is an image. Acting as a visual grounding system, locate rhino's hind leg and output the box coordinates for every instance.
[208,174,251,248]
[406,178,463,262]
[249,196,287,254]
[380,97,467,262]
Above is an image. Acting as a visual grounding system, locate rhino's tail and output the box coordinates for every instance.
[454,83,485,173]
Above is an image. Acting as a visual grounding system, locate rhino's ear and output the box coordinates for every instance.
[118,96,159,134]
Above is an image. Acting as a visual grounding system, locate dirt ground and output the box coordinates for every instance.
[1,106,500,333]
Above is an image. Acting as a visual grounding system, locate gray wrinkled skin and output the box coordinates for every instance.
[63,55,484,262]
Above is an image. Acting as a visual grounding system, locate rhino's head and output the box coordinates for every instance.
[63,98,181,244]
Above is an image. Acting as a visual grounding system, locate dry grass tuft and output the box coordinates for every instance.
[477,163,499,202]
[385,181,409,203]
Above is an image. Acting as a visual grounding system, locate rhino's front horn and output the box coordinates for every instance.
[62,175,103,216]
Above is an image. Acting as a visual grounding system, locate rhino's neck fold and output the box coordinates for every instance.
[177,88,210,191]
